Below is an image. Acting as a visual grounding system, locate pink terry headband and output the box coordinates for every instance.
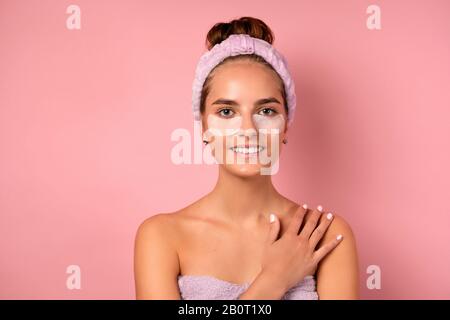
[192,33,297,127]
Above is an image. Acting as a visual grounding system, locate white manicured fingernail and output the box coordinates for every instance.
[269,213,275,223]
[302,204,308,210]
[337,234,343,241]
[317,205,323,212]
[326,212,333,220]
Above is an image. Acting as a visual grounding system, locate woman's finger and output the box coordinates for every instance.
[298,205,322,239]
[285,204,307,236]
[309,212,334,249]
[312,234,343,263]
[265,212,281,245]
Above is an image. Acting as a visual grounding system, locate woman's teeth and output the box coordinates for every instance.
[230,146,264,154]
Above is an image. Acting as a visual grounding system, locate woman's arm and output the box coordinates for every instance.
[134,214,181,299]
[315,214,360,299]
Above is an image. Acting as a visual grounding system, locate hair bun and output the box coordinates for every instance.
[205,16,274,50]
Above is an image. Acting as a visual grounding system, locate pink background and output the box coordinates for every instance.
[1,0,449,299]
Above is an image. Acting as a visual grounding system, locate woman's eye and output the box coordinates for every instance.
[218,108,234,117]
[259,108,277,116]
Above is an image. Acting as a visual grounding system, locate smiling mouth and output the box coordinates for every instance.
[229,146,265,154]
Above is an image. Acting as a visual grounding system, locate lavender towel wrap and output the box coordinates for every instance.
[177,274,318,300]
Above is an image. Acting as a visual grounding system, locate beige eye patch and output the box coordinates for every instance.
[206,114,242,136]
[252,114,285,133]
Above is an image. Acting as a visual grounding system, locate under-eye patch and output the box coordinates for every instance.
[252,113,285,133]
[207,114,242,136]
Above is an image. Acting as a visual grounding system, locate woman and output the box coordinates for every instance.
[134,16,359,299]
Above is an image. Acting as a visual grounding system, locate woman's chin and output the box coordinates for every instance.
[222,163,267,177]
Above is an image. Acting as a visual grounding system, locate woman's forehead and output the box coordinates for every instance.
[207,62,284,104]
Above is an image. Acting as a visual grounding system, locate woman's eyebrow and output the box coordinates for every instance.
[256,97,281,105]
[211,97,281,106]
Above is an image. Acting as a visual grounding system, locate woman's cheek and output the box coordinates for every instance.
[252,114,285,157]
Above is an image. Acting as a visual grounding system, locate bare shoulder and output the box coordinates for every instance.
[316,211,360,299]
[283,201,355,236]
[135,212,183,247]
[317,210,358,255]
[135,206,196,251]
[326,213,355,240]
[134,212,183,299]
[136,212,175,234]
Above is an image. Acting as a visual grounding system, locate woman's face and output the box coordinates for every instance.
[202,59,288,176]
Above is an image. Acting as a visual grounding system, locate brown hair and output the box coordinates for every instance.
[199,16,288,117]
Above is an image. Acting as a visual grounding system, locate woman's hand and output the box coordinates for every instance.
[260,204,343,293]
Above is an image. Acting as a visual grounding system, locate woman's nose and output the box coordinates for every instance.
[235,114,258,142]
[239,114,257,132]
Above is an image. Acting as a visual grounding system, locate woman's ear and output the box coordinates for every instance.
[201,120,212,145]
[282,125,289,142]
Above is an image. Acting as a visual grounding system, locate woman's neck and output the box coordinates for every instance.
[207,166,286,227]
